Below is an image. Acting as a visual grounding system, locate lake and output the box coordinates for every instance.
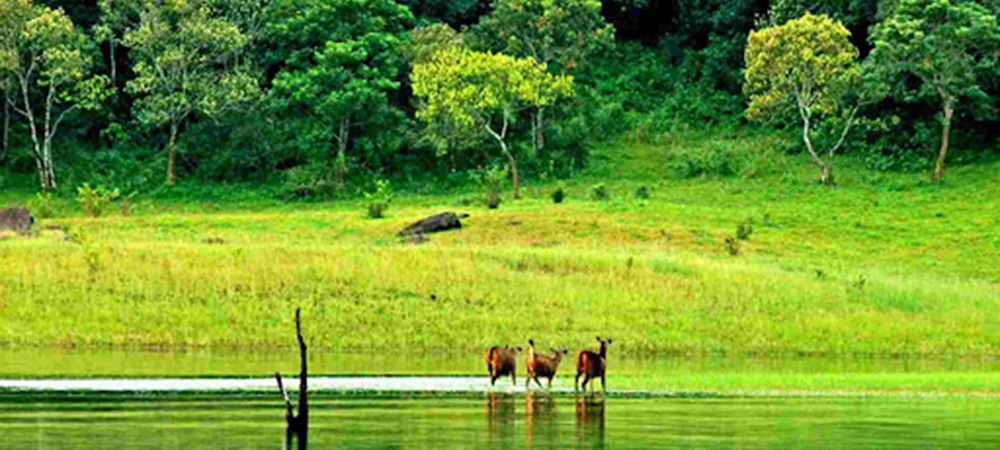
[2,348,1000,449]
[2,392,1000,449]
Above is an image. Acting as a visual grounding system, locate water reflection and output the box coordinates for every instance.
[575,395,606,448]
[525,392,559,446]
[487,393,517,447]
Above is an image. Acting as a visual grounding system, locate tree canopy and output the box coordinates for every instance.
[413,47,573,198]
[870,0,1000,182]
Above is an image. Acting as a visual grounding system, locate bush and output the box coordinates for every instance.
[736,218,754,241]
[76,184,120,217]
[551,187,566,204]
[590,183,609,201]
[668,138,783,180]
[474,165,507,209]
[27,192,59,219]
[280,164,339,199]
[724,236,740,256]
[634,185,650,200]
[363,179,393,219]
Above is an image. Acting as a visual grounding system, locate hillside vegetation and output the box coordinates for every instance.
[3,132,998,357]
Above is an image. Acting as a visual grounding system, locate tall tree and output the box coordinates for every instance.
[870,0,1000,182]
[409,24,477,171]
[413,48,573,199]
[264,0,412,187]
[0,0,110,190]
[470,0,612,156]
[123,0,258,186]
[745,13,881,184]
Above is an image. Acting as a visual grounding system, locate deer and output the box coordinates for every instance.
[575,336,612,394]
[485,345,522,386]
[525,339,569,391]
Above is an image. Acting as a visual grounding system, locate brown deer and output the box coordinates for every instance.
[575,336,612,394]
[525,339,569,390]
[485,345,521,386]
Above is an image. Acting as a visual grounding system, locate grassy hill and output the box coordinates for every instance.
[2,130,999,357]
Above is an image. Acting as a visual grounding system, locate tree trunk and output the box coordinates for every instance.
[166,122,178,186]
[42,85,57,190]
[19,76,47,191]
[2,87,9,166]
[532,108,545,157]
[504,141,520,200]
[109,41,117,88]
[336,117,349,188]
[933,105,953,183]
[275,308,308,450]
[799,110,829,184]
[484,109,519,200]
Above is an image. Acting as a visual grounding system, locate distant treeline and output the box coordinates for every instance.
[1,0,998,194]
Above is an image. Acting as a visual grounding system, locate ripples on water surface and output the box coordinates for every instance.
[2,392,1000,449]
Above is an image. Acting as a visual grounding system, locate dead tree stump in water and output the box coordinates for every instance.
[275,308,308,449]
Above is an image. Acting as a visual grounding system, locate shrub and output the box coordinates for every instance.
[668,138,784,180]
[590,183,609,201]
[27,192,59,219]
[736,218,754,241]
[724,236,741,256]
[363,179,393,219]
[280,164,339,200]
[552,187,565,204]
[634,185,650,200]
[474,165,507,209]
[76,184,120,217]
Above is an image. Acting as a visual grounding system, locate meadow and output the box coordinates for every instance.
[2,131,999,361]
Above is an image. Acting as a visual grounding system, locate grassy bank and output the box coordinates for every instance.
[1,131,999,357]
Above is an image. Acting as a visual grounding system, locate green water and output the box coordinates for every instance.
[2,393,999,449]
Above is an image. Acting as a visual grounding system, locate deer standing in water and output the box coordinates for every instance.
[485,345,521,386]
[575,336,612,394]
[525,339,569,390]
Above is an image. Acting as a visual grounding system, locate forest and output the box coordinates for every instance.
[1,0,998,199]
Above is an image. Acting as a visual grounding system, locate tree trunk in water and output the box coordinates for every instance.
[275,308,308,450]
[933,106,953,183]
[166,122,178,186]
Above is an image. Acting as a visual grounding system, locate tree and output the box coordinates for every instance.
[0,0,110,190]
[470,0,612,156]
[265,0,413,188]
[412,48,573,199]
[408,24,478,171]
[124,0,258,186]
[870,0,1000,182]
[744,13,877,184]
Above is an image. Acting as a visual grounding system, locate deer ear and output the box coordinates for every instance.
[529,339,535,346]
[516,347,523,352]
[595,336,601,341]
[607,338,613,344]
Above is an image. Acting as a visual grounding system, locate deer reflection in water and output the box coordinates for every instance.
[525,391,559,446]
[487,393,518,447]
[575,395,606,448]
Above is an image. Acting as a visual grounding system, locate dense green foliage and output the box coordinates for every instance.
[0,0,999,194]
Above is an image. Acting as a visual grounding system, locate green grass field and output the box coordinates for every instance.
[2,130,999,360]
